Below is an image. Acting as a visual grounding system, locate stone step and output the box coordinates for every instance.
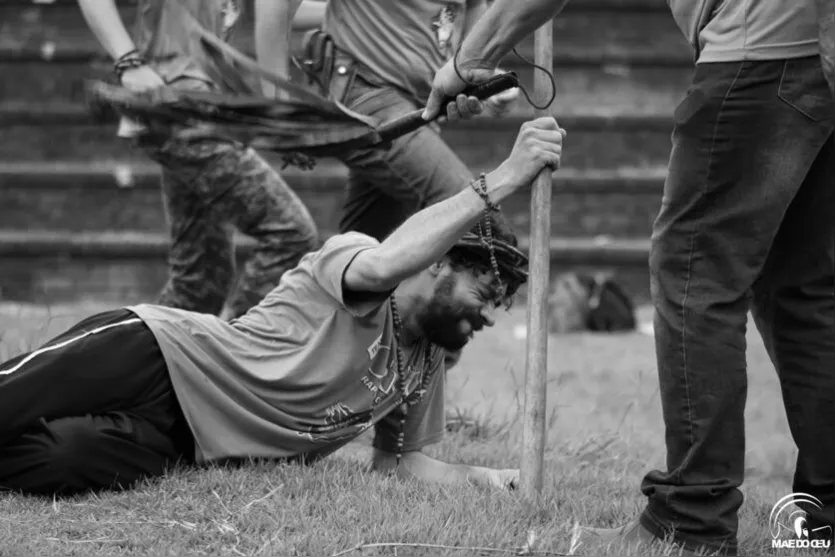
[0,229,652,305]
[0,0,692,65]
[0,61,692,117]
[0,111,674,169]
[0,161,666,238]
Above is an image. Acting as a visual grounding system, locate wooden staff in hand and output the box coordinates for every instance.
[519,22,555,499]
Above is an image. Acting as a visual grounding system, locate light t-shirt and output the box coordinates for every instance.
[131,0,242,85]
[668,0,819,63]
[324,0,468,104]
[129,232,446,464]
[118,0,242,137]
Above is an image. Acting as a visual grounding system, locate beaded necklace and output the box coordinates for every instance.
[389,173,503,469]
[389,295,435,467]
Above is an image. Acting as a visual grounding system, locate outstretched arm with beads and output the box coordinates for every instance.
[372,448,519,489]
[342,117,566,296]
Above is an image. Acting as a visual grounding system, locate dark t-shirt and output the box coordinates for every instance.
[130,233,446,464]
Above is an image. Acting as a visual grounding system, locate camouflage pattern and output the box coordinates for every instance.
[139,129,319,319]
[123,1,318,318]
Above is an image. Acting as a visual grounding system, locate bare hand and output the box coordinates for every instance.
[422,57,495,121]
[495,117,567,190]
[119,65,166,93]
[441,70,520,123]
[482,82,520,118]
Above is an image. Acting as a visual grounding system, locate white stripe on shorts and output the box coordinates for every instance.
[0,317,142,377]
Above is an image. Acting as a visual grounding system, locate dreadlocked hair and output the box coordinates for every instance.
[445,212,526,309]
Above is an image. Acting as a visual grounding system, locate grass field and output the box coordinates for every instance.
[0,301,817,555]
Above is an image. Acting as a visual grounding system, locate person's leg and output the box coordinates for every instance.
[144,135,318,319]
[637,57,835,554]
[0,413,192,496]
[332,73,474,240]
[0,308,194,494]
[153,164,236,315]
[136,78,239,315]
[197,144,319,319]
[750,133,835,538]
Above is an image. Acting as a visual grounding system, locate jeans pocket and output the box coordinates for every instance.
[777,57,835,123]
[672,84,711,137]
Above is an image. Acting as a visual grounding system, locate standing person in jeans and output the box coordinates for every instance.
[254,0,519,366]
[422,0,835,555]
[77,0,320,319]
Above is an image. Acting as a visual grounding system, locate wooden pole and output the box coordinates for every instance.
[520,22,554,499]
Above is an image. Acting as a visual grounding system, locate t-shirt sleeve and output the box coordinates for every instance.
[311,232,391,318]
[373,348,446,453]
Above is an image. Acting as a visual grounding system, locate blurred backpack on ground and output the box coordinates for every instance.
[548,272,637,333]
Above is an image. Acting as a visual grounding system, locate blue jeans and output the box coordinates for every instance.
[322,56,474,240]
[641,56,835,554]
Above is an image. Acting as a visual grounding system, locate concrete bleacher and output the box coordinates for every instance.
[0,0,694,305]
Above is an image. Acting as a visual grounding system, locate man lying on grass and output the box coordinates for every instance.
[0,116,565,497]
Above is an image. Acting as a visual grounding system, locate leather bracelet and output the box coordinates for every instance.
[114,50,147,80]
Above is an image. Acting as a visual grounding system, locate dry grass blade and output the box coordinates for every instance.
[331,542,566,557]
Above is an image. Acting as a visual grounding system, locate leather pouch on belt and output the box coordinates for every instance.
[296,29,336,97]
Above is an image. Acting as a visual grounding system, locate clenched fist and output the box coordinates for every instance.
[494,117,567,192]
[119,65,166,93]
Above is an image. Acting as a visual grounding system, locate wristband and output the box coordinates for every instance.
[469,173,500,212]
[114,50,147,81]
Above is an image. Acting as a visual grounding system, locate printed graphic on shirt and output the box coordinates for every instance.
[367,333,384,360]
[431,3,461,58]
[295,339,434,445]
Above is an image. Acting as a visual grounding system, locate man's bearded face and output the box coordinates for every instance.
[416,268,501,351]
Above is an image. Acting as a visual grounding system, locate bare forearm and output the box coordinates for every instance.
[458,0,570,68]
[368,169,515,290]
[464,0,489,38]
[76,0,136,61]
[372,449,492,486]
[294,0,327,29]
[255,0,303,92]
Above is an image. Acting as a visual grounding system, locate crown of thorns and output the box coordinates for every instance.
[453,230,529,299]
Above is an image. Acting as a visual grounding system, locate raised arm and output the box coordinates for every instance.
[342,117,566,293]
[254,0,304,97]
[294,0,327,29]
[423,0,571,120]
[76,0,165,96]
[76,0,137,61]
[463,0,489,38]
[461,0,569,69]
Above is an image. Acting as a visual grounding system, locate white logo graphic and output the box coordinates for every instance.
[770,493,832,550]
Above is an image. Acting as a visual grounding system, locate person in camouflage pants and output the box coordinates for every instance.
[77,0,320,319]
